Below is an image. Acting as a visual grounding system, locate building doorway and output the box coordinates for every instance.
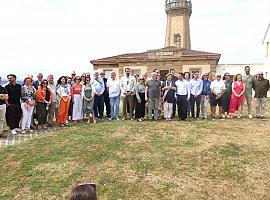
[160,70,169,81]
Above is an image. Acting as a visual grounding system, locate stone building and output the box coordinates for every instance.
[90,0,221,80]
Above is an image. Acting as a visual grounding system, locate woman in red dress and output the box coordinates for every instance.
[228,74,246,118]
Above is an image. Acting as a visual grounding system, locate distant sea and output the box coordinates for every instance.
[1,80,23,86]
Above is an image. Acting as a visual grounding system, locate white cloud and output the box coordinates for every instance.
[0,0,269,80]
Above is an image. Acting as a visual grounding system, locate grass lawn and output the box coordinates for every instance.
[0,112,270,199]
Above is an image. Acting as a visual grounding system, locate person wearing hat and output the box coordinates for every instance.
[0,76,9,137]
[21,76,36,133]
[201,72,211,119]
[5,74,22,135]
[209,73,226,120]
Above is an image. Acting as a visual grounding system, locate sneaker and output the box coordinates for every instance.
[27,129,34,132]
[138,118,143,122]
[248,114,253,119]
[15,128,22,132]
[122,117,126,121]
[21,130,26,134]
[11,129,17,135]
[37,125,42,130]
[116,117,120,121]
[109,118,113,121]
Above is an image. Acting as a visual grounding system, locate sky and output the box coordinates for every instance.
[0,0,269,80]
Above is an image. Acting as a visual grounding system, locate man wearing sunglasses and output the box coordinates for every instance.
[252,72,270,119]
[210,73,226,120]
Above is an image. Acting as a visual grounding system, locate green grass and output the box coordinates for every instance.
[0,114,270,199]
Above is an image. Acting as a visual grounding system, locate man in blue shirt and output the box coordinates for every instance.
[91,71,105,120]
[189,71,203,119]
[201,73,211,119]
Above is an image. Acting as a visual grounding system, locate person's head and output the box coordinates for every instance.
[86,72,91,78]
[166,73,172,82]
[75,76,81,84]
[134,74,139,80]
[157,73,161,81]
[202,73,209,80]
[170,69,175,76]
[69,184,97,200]
[7,74,16,84]
[37,73,43,82]
[257,71,264,80]
[216,73,222,81]
[85,77,91,85]
[178,72,184,81]
[125,68,130,77]
[223,72,230,80]
[245,66,250,75]
[47,75,54,84]
[183,72,190,80]
[24,77,33,86]
[153,68,159,74]
[94,71,100,79]
[40,79,49,89]
[138,77,145,84]
[57,76,67,85]
[110,72,116,80]
[71,71,76,79]
[81,73,86,81]
[193,71,199,80]
[234,74,242,82]
[100,72,105,78]
[143,73,148,79]
[151,72,157,80]
[67,77,72,85]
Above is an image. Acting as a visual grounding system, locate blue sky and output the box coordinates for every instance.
[0,0,269,79]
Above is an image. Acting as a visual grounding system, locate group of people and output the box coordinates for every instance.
[0,66,269,136]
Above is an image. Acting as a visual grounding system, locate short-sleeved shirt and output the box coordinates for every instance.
[107,78,120,98]
[253,78,270,98]
[0,85,8,105]
[5,83,22,105]
[146,80,161,98]
[243,75,255,96]
[210,80,226,95]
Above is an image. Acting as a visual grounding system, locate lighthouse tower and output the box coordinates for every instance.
[165,0,192,49]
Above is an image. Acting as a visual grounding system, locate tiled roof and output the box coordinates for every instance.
[90,47,220,64]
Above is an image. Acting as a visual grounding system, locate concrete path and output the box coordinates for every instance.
[0,127,62,147]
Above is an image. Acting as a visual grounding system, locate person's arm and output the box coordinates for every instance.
[187,82,190,100]
[135,85,141,103]
[231,82,237,96]
[145,85,149,102]
[239,82,246,97]
[0,89,8,101]
[198,80,203,96]
[99,79,105,95]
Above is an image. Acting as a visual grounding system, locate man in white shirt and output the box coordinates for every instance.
[120,68,136,120]
[189,71,203,119]
[210,73,226,120]
[107,72,121,120]
[175,73,190,120]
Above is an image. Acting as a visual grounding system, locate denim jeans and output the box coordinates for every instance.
[93,95,104,119]
[110,95,120,118]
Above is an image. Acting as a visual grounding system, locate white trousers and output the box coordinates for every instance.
[21,103,34,130]
[201,95,209,118]
[163,101,173,119]
[0,104,6,133]
[72,94,83,120]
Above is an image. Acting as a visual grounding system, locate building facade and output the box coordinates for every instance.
[91,0,221,79]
